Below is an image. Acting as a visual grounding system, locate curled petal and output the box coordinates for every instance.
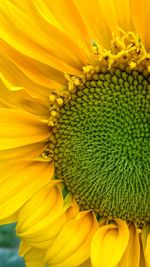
[91,219,129,267]
[118,223,140,267]
[45,211,98,267]
[19,241,46,267]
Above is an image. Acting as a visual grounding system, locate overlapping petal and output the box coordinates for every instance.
[97,0,134,34]
[33,0,93,61]
[78,259,92,267]
[17,182,68,249]
[45,211,98,267]
[0,160,54,223]
[144,240,150,267]
[0,108,50,150]
[131,0,150,51]
[141,225,150,267]
[0,0,87,76]
[0,73,50,114]
[19,242,46,267]
[75,0,134,50]
[91,219,129,267]
[0,40,67,95]
[118,224,140,267]
[0,143,46,161]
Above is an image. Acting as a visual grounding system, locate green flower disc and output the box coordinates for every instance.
[54,68,150,226]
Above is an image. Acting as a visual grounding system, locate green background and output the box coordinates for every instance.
[0,224,25,267]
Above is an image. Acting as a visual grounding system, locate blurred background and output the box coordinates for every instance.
[0,224,25,267]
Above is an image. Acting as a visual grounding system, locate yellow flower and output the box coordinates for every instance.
[0,0,150,266]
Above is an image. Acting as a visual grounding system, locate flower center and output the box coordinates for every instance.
[53,68,150,226]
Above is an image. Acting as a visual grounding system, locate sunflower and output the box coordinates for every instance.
[0,0,150,266]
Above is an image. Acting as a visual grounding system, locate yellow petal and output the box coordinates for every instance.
[139,243,146,267]
[78,259,92,267]
[0,51,54,101]
[141,225,150,267]
[0,108,50,150]
[91,219,129,267]
[17,182,67,249]
[0,211,18,224]
[0,73,50,115]
[0,142,46,161]
[145,234,150,267]
[74,0,112,50]
[0,40,66,93]
[19,241,46,267]
[34,0,93,62]
[45,211,98,267]
[142,225,150,249]
[131,0,150,51]
[97,0,134,33]
[0,0,86,75]
[75,0,135,52]
[0,160,54,223]
[66,199,79,220]
[118,223,140,267]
